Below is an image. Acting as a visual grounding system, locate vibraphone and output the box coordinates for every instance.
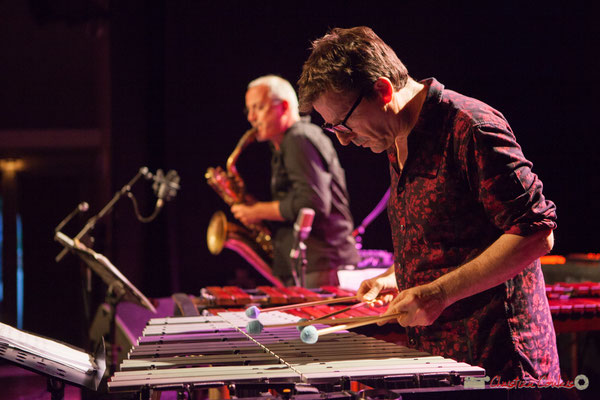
[546,281,600,333]
[108,310,486,399]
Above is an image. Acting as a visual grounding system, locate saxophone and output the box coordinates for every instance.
[206,128,281,286]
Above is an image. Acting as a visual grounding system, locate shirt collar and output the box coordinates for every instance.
[269,118,308,153]
[387,78,446,178]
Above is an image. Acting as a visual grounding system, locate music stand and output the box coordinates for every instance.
[55,231,156,373]
[0,323,106,399]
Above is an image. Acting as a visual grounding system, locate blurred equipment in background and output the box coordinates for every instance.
[338,188,394,291]
[541,253,600,387]
[338,249,395,292]
[53,166,178,374]
[352,188,390,249]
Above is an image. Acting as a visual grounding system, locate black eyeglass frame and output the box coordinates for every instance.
[322,92,364,134]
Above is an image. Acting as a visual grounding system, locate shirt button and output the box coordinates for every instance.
[400,224,405,230]
[408,337,416,346]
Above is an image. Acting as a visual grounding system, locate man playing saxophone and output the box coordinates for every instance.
[231,75,359,287]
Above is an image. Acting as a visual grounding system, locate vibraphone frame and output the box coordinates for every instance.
[108,311,486,399]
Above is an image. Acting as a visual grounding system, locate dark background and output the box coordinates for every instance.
[1,0,599,351]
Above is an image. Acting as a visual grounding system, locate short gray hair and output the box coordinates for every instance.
[248,75,300,117]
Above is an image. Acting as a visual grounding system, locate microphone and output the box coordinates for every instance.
[151,169,181,208]
[290,208,315,260]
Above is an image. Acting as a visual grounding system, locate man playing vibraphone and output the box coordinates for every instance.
[297,26,560,384]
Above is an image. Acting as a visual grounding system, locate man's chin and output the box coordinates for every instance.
[369,146,386,154]
[368,140,395,154]
[255,130,268,142]
[358,142,386,153]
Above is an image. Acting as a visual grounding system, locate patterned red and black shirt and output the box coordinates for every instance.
[387,78,560,382]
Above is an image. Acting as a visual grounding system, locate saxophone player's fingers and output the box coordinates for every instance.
[232,204,255,226]
[231,204,245,222]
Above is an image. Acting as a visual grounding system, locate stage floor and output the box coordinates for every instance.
[0,361,81,399]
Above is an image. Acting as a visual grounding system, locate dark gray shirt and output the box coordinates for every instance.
[270,119,359,279]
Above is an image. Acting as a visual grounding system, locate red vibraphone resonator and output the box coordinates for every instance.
[546,281,600,299]
[195,285,355,307]
[546,281,600,333]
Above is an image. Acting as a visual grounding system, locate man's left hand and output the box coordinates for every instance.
[231,204,261,226]
[380,282,448,327]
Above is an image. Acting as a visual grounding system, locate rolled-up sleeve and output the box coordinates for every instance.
[465,121,557,236]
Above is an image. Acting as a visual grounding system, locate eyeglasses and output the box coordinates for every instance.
[322,92,364,134]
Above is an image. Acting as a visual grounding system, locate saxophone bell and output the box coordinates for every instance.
[207,210,227,255]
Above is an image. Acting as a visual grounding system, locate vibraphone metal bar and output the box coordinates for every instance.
[108,311,485,398]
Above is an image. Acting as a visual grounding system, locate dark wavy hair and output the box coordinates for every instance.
[298,26,409,113]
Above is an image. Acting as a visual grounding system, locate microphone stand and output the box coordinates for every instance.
[290,240,308,288]
[55,167,151,263]
[352,187,390,248]
[299,241,308,288]
[289,208,314,288]
[104,280,126,376]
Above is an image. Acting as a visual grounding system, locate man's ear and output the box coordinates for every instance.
[374,77,393,104]
[279,100,290,111]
